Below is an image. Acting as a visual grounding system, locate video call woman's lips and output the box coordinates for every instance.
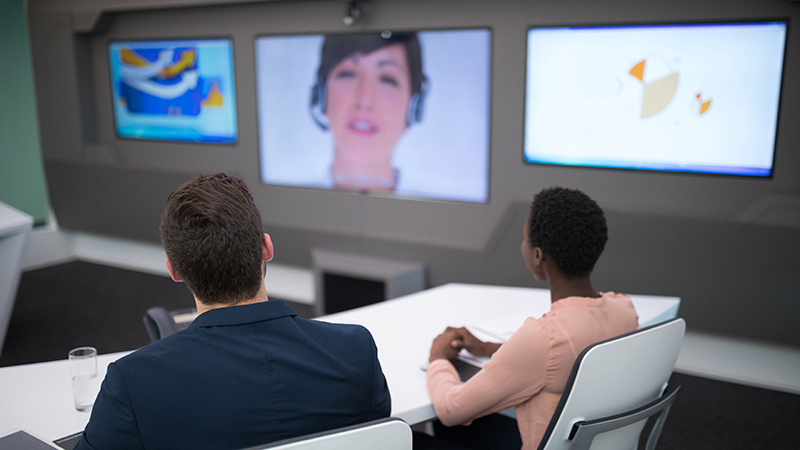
[348,120,378,135]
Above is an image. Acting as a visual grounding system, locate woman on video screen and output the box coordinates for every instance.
[310,32,428,192]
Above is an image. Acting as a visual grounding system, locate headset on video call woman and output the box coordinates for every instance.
[309,60,429,130]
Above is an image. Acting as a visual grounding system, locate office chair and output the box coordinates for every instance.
[240,417,412,450]
[142,306,197,342]
[537,318,686,450]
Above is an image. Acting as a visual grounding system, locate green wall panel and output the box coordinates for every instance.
[0,0,49,226]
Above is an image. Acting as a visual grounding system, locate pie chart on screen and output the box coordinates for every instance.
[628,59,679,118]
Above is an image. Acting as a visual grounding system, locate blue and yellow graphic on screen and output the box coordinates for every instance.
[109,39,237,144]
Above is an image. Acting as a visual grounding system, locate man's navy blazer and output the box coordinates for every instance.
[76,300,391,450]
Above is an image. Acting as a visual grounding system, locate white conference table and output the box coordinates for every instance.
[0,283,679,442]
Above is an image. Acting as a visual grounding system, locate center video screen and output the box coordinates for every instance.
[524,21,787,177]
[255,29,491,203]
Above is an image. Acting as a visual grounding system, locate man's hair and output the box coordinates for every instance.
[317,32,426,98]
[160,173,264,305]
[527,187,608,278]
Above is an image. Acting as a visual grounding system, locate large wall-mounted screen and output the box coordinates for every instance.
[255,29,491,203]
[108,38,237,144]
[524,21,787,177]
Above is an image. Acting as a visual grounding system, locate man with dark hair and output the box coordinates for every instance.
[425,187,639,450]
[76,173,391,450]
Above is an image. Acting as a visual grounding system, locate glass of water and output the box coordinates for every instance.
[69,347,99,412]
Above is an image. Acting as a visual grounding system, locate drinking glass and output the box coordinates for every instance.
[68,347,99,412]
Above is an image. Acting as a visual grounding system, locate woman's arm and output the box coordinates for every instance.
[427,318,550,426]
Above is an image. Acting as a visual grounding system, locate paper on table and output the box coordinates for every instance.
[470,315,531,343]
[53,432,83,450]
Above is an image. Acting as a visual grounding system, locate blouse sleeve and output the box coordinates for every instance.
[427,318,551,426]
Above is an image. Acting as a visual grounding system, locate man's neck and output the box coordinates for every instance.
[195,282,269,315]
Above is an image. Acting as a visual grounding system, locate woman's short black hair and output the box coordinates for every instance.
[527,187,608,278]
[317,32,426,97]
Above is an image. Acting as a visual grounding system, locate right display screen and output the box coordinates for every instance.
[524,21,787,177]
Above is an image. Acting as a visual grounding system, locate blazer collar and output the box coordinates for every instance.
[188,300,297,329]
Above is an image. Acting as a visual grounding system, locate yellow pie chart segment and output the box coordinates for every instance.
[641,72,678,118]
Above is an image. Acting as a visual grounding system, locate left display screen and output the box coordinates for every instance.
[108,38,238,144]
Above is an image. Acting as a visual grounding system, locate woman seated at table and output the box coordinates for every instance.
[424,187,640,450]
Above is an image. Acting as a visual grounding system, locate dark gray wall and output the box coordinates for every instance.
[28,0,800,346]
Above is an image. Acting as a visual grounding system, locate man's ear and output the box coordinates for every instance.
[262,233,274,262]
[165,257,183,282]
